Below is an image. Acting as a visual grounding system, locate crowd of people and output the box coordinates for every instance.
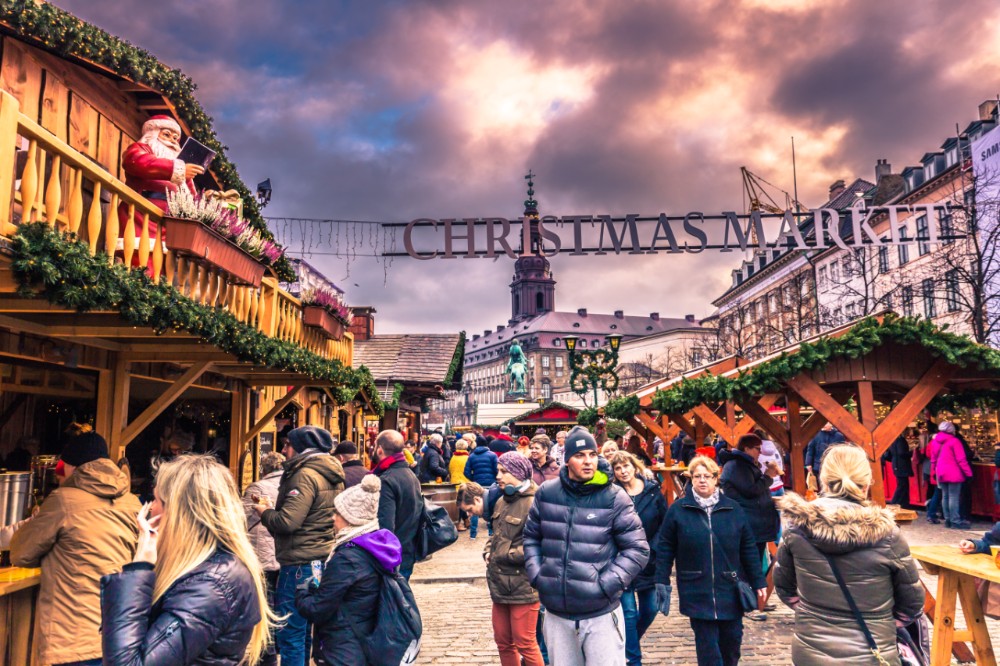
[4,416,1000,665]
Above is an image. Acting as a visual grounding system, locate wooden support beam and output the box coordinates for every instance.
[120,362,213,448]
[800,410,829,445]
[734,397,790,449]
[785,374,870,446]
[103,356,131,461]
[694,414,707,447]
[857,381,877,432]
[872,358,956,458]
[670,412,696,440]
[693,404,735,445]
[229,389,247,478]
[787,392,806,495]
[242,387,300,445]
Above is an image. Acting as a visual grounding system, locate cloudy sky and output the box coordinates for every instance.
[59,0,1000,333]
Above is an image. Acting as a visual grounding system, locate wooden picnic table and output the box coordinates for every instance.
[911,545,998,666]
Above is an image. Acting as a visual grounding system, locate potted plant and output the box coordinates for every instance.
[301,288,351,340]
[164,188,284,287]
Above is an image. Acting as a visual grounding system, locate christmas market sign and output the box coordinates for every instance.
[398,204,960,260]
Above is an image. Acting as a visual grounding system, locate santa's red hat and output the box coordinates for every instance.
[142,115,181,136]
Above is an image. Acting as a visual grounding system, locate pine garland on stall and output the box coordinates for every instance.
[12,224,383,415]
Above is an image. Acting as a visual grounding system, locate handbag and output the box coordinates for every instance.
[413,499,458,562]
[707,527,758,613]
[818,548,929,666]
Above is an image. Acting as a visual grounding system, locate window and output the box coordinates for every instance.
[898,226,910,265]
[922,278,936,318]
[818,265,828,289]
[541,356,550,373]
[939,209,954,245]
[536,292,544,310]
[841,254,852,278]
[829,261,840,283]
[878,246,889,274]
[964,188,977,231]
[946,270,960,312]
[916,215,930,256]
[555,355,564,377]
[553,338,562,347]
[541,380,552,400]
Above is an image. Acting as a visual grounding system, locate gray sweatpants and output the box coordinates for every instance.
[542,606,626,666]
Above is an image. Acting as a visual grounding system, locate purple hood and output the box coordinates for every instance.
[348,529,403,572]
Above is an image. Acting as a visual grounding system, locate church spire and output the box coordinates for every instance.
[511,171,556,322]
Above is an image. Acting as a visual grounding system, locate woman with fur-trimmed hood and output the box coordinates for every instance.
[774,445,924,666]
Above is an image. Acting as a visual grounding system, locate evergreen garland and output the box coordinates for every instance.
[577,407,598,427]
[605,395,640,421]
[443,331,466,388]
[12,224,383,415]
[0,0,294,281]
[650,315,1000,416]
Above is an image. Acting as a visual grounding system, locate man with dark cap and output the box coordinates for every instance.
[254,425,344,666]
[524,425,649,665]
[490,425,516,454]
[333,441,366,488]
[10,423,141,666]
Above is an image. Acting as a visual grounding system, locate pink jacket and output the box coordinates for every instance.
[930,432,972,483]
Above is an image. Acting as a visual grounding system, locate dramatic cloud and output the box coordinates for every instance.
[57,0,1000,333]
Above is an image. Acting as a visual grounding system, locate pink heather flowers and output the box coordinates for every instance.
[301,287,351,324]
[166,189,286,266]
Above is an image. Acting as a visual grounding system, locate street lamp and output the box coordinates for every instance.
[256,178,272,209]
[565,334,623,408]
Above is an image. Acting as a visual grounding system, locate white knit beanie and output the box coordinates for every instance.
[334,475,382,525]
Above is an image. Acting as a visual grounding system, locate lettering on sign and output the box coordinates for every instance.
[398,204,960,260]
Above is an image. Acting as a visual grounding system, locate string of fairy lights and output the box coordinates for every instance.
[267,218,398,285]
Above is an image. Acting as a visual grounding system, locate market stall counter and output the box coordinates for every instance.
[0,566,40,665]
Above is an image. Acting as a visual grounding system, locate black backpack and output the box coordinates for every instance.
[346,549,422,665]
[414,499,458,561]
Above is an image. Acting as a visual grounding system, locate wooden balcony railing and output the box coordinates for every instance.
[0,89,352,367]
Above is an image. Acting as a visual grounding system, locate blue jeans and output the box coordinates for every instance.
[55,661,102,666]
[925,482,943,520]
[941,482,963,525]
[536,605,549,664]
[690,617,743,666]
[621,586,658,665]
[276,563,313,666]
[470,514,494,539]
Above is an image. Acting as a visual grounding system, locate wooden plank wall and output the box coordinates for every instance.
[0,36,146,179]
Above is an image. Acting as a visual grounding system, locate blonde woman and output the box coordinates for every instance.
[101,455,277,665]
[775,445,924,666]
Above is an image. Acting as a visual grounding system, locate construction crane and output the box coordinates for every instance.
[740,166,807,249]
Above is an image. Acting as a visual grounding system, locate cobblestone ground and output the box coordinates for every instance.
[410,515,1000,665]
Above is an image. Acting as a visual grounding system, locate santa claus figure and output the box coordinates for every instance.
[118,115,205,250]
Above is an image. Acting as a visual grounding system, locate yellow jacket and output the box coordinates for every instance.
[449,451,470,484]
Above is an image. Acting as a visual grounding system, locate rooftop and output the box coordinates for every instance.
[353,333,464,391]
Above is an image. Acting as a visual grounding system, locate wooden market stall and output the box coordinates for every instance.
[352,333,465,456]
[619,316,1000,511]
[0,6,380,661]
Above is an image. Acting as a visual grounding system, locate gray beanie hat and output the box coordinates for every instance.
[334,475,382,525]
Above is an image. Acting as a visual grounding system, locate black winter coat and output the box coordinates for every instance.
[625,479,668,590]
[523,462,649,620]
[881,436,913,479]
[720,450,779,543]
[464,446,499,486]
[341,460,368,488]
[417,443,449,483]
[655,492,766,621]
[296,543,384,666]
[375,461,423,563]
[100,550,260,666]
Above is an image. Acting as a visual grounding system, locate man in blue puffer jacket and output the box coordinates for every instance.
[464,436,499,539]
[524,425,649,666]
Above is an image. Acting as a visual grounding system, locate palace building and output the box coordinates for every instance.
[433,177,706,426]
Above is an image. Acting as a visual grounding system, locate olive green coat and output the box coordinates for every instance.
[486,482,539,605]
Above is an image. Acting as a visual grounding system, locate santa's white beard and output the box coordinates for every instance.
[140,131,181,160]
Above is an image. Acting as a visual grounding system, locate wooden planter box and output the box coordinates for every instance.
[164,217,264,287]
[302,306,347,340]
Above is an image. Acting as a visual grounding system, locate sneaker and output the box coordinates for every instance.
[927,517,940,525]
[763,604,777,611]
[951,521,972,530]
[469,534,477,540]
[747,610,768,621]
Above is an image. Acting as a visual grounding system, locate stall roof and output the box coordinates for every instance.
[353,333,465,400]
[507,401,580,426]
